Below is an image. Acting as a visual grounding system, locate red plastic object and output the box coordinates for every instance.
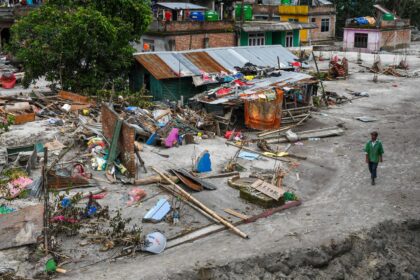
[1,73,16,89]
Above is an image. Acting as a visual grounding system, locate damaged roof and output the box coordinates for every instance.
[134,45,302,80]
[240,21,318,32]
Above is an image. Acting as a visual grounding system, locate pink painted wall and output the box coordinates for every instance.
[343,28,380,52]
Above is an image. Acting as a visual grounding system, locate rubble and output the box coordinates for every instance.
[7,46,420,280]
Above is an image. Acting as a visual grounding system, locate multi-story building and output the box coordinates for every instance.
[138,1,317,52]
[278,0,336,45]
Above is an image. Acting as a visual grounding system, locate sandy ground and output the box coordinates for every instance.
[55,51,420,279]
[2,48,420,279]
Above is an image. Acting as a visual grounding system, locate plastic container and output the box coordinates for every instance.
[235,4,252,21]
[382,13,395,21]
[281,0,291,5]
[205,10,219,21]
[190,11,204,21]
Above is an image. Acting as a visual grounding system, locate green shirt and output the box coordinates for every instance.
[364,140,384,163]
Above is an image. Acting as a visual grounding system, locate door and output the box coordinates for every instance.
[285,31,293,47]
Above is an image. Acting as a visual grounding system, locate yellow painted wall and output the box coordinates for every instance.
[278,5,309,42]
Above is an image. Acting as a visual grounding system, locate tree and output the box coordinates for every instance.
[8,0,152,93]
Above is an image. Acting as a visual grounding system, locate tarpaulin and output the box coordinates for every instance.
[244,88,283,130]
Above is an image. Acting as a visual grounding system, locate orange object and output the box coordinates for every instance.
[244,88,284,130]
[143,43,150,51]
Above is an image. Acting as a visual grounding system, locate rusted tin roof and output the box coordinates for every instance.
[135,54,177,79]
[183,52,228,74]
[134,45,302,80]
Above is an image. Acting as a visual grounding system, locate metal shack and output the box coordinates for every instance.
[130,45,304,101]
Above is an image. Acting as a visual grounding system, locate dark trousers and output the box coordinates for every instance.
[368,162,378,179]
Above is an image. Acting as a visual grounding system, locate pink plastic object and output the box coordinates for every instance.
[164,128,179,148]
[127,188,146,206]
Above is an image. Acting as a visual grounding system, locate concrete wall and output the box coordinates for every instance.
[342,28,380,53]
[308,14,335,43]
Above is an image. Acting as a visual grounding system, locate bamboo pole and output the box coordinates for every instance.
[152,167,248,239]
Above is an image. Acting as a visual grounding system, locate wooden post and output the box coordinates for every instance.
[152,167,248,239]
[43,147,49,253]
[312,51,327,106]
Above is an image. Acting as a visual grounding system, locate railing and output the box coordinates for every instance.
[147,20,235,33]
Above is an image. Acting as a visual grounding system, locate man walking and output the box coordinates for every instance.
[364,131,384,185]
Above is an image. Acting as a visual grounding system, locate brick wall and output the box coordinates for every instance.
[174,32,236,51]
[101,104,136,177]
[380,28,411,50]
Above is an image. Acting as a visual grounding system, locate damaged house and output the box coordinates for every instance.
[130,45,318,130]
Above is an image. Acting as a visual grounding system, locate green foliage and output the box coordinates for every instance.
[0,114,14,132]
[8,0,152,94]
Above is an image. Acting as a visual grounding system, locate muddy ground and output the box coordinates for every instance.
[2,49,420,279]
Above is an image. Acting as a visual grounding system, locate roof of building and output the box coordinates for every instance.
[134,45,303,80]
[240,21,317,32]
[155,2,208,10]
[315,0,333,5]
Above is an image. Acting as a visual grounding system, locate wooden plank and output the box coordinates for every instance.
[250,179,284,200]
[153,168,248,239]
[224,208,250,220]
[0,204,44,250]
[172,169,203,191]
[166,200,302,249]
[58,90,90,104]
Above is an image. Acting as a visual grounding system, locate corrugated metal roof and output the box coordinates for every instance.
[134,45,302,79]
[205,45,297,70]
[241,21,317,32]
[156,2,207,10]
[183,52,228,73]
[135,54,177,79]
[316,0,333,5]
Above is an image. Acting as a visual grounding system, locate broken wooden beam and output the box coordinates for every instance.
[153,167,248,239]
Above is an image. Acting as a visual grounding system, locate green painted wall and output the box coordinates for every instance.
[131,63,205,101]
[265,31,272,45]
[293,29,300,46]
[240,31,249,46]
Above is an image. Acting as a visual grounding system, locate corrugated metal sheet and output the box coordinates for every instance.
[183,52,228,73]
[134,45,302,79]
[135,54,177,79]
[156,2,207,10]
[205,45,298,70]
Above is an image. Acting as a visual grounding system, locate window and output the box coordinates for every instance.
[311,17,316,23]
[288,18,298,22]
[143,39,155,52]
[168,39,175,51]
[285,31,293,47]
[321,18,330,32]
[203,37,209,48]
[354,33,368,48]
[248,32,265,46]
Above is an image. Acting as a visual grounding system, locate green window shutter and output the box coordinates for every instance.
[293,29,300,46]
[280,31,286,46]
[265,31,272,45]
[240,31,249,46]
